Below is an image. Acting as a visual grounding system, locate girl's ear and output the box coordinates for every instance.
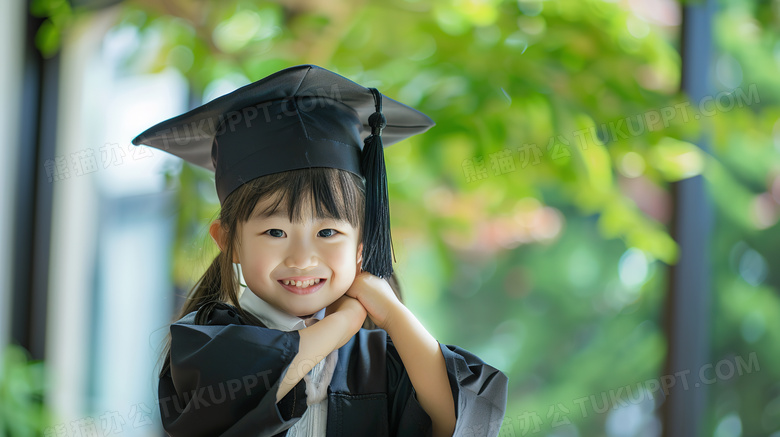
[209,220,224,250]
[209,220,239,263]
[356,242,363,266]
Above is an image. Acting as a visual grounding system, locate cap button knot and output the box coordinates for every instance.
[368,88,386,136]
[369,112,386,136]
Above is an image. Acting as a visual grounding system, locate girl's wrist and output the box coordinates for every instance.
[323,303,365,347]
[379,299,408,335]
[302,312,351,353]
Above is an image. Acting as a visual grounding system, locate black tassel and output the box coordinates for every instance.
[360,88,395,278]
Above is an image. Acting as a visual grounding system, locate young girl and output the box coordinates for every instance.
[132,64,508,436]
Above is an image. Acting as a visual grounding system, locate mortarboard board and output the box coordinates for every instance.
[131,64,435,279]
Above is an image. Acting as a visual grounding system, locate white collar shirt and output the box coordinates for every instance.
[238,287,337,436]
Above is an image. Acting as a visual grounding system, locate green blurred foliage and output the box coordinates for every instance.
[30,0,73,58]
[33,0,780,434]
[0,344,51,436]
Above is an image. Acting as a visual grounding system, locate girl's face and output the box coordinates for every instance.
[235,195,363,317]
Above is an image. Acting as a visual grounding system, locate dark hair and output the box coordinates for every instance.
[157,167,404,378]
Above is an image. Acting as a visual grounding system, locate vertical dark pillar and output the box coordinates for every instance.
[660,1,715,436]
[10,1,59,360]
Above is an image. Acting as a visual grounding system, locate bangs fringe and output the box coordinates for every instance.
[231,168,366,233]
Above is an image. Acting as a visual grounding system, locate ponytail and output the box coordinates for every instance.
[189,251,226,325]
[157,250,226,378]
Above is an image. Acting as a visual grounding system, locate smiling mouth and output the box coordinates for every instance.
[279,278,324,288]
[277,278,327,294]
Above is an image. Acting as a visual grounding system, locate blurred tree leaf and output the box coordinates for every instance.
[0,344,51,436]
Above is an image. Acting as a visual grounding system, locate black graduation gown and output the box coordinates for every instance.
[158,303,508,436]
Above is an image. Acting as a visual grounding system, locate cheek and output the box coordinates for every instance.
[323,244,359,269]
[240,249,273,276]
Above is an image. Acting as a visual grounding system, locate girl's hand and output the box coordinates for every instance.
[345,271,402,330]
[324,295,367,349]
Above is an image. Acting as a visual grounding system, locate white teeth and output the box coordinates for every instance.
[282,279,321,288]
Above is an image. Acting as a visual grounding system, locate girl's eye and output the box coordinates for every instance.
[318,229,339,238]
[265,229,285,238]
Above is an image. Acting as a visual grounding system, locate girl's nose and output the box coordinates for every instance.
[284,238,318,269]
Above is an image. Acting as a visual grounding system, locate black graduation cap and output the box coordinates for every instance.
[131,64,435,279]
